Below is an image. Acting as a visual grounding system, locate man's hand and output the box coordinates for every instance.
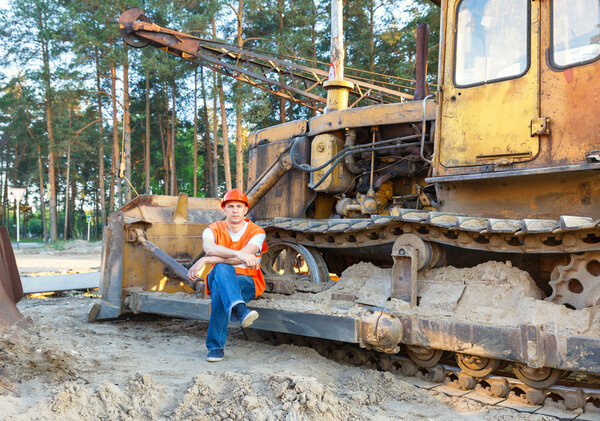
[235,250,259,269]
[187,257,207,281]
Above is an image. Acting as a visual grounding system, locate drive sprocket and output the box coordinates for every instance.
[548,251,600,309]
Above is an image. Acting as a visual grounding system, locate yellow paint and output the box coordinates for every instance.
[438,0,541,168]
[27,292,53,299]
[376,181,394,213]
[158,276,168,292]
[310,133,353,193]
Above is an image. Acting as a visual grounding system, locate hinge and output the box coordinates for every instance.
[587,150,600,162]
[531,117,550,136]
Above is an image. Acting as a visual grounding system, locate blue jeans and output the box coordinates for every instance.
[206,263,256,351]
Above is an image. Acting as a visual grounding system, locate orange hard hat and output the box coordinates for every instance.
[221,188,249,208]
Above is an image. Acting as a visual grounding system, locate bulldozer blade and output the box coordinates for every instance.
[0,226,25,331]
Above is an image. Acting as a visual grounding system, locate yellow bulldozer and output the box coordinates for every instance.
[86,0,600,411]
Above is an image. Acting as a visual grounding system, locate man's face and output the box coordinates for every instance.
[223,201,248,223]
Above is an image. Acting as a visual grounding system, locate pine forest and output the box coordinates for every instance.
[0,0,438,242]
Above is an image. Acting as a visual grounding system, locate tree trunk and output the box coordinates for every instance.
[278,0,286,124]
[68,178,76,239]
[63,144,70,240]
[36,144,47,241]
[95,49,106,238]
[41,34,57,242]
[212,70,219,194]
[369,0,375,74]
[145,72,151,194]
[160,83,170,195]
[23,186,29,237]
[1,150,6,227]
[212,17,232,192]
[217,75,232,191]
[158,115,169,195]
[170,81,177,195]
[123,42,132,202]
[200,66,215,196]
[64,103,73,241]
[311,3,318,118]
[94,185,98,239]
[193,68,198,197]
[110,59,121,210]
[235,0,245,189]
[235,100,243,190]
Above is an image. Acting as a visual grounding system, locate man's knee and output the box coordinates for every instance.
[213,263,236,275]
[210,263,236,286]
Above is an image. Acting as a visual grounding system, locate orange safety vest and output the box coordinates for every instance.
[204,219,268,298]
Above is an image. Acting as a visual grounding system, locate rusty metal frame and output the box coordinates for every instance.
[0,226,24,329]
[97,289,600,374]
[119,9,412,113]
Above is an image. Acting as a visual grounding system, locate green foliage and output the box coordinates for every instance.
[0,0,440,229]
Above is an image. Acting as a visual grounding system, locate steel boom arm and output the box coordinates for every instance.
[118,9,412,113]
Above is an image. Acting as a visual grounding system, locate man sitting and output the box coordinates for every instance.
[188,188,268,362]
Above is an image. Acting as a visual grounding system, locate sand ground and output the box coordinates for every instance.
[0,246,558,420]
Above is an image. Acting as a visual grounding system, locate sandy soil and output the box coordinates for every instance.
[1,296,559,421]
[1,246,560,420]
[13,240,101,276]
[254,261,598,337]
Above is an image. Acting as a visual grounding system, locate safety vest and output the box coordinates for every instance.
[205,219,268,298]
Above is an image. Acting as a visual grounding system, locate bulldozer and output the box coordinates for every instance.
[88,0,600,411]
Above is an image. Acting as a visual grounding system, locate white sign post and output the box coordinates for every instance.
[86,215,91,241]
[10,188,26,248]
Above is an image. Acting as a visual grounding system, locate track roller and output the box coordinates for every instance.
[401,360,418,377]
[426,365,446,383]
[513,363,563,389]
[456,353,500,378]
[378,355,391,371]
[457,372,476,390]
[406,345,444,368]
[525,388,546,405]
[563,390,585,410]
[489,378,509,398]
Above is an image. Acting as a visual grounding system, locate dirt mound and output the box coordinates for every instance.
[46,374,168,421]
[0,325,80,385]
[172,371,348,421]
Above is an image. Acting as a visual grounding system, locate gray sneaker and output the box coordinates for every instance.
[241,309,259,328]
[206,349,224,362]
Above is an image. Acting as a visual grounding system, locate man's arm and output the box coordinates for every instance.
[188,242,261,281]
[187,255,239,281]
[203,237,260,267]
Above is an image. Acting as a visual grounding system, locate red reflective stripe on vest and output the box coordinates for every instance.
[205,219,268,298]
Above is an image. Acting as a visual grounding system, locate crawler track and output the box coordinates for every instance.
[253,209,600,418]
[247,330,600,419]
[259,210,600,254]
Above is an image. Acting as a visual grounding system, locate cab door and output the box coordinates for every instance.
[438,0,540,168]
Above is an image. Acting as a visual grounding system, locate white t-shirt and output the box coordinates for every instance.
[202,221,265,269]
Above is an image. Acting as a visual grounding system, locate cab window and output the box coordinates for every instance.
[552,0,600,68]
[454,0,529,87]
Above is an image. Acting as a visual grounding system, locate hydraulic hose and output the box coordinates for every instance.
[309,142,421,189]
[290,134,424,173]
[344,130,363,174]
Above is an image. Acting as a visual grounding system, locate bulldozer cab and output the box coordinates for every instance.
[438,0,540,168]
[436,0,600,172]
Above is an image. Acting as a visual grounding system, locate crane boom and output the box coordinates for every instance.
[118,9,413,113]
